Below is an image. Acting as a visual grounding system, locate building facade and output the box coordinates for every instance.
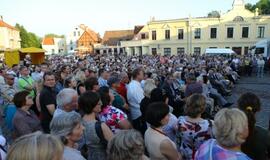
[77,28,100,55]
[42,37,66,55]
[0,16,21,51]
[66,25,85,54]
[121,0,270,56]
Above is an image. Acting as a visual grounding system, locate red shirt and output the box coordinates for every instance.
[117,82,127,101]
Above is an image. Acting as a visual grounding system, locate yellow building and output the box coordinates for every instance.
[0,16,21,51]
[121,0,270,56]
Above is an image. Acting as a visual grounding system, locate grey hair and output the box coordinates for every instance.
[143,79,156,98]
[107,129,145,160]
[50,112,81,143]
[56,88,77,108]
[213,108,248,148]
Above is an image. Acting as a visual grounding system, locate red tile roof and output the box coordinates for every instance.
[42,37,55,45]
[0,20,18,31]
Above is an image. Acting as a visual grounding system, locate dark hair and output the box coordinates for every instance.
[98,68,105,77]
[78,91,100,114]
[131,68,143,79]
[13,91,30,108]
[150,88,168,103]
[185,94,206,118]
[43,72,55,81]
[63,76,74,88]
[145,102,169,128]
[237,92,261,158]
[84,77,98,91]
[19,66,27,71]
[98,86,111,110]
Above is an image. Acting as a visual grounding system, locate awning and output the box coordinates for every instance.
[205,48,235,55]
[19,47,45,53]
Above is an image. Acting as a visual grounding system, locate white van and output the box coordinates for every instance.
[251,39,270,58]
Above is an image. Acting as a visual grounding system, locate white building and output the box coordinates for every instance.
[42,37,65,55]
[66,24,85,54]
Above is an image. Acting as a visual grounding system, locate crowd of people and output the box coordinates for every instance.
[0,53,269,160]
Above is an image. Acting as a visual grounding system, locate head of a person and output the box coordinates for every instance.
[185,72,196,84]
[78,91,102,114]
[99,86,114,110]
[56,88,78,112]
[132,68,144,82]
[165,73,174,84]
[107,129,145,160]
[84,77,99,92]
[119,72,129,84]
[41,63,49,73]
[150,88,169,104]
[5,73,15,86]
[108,76,121,89]
[13,91,33,109]
[75,70,86,83]
[64,76,77,88]
[99,69,110,80]
[213,108,248,148]
[12,64,19,72]
[50,112,84,146]
[19,66,29,77]
[143,79,156,98]
[6,131,63,160]
[145,102,170,128]
[43,72,56,88]
[185,94,206,118]
[61,65,70,75]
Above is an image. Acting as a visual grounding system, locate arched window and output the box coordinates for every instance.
[233,16,244,22]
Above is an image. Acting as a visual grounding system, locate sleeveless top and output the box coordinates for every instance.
[82,120,106,160]
[145,127,177,160]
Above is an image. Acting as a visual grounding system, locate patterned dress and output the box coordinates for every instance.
[99,105,127,133]
[176,116,213,160]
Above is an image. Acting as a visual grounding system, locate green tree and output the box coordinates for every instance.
[15,23,41,48]
[207,11,221,18]
[45,33,64,38]
[245,0,270,14]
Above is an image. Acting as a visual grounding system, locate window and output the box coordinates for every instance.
[70,40,72,44]
[177,47,185,54]
[152,31,156,40]
[242,27,249,38]
[141,33,146,39]
[210,28,217,39]
[227,27,234,38]
[70,47,73,50]
[194,28,201,39]
[78,31,80,37]
[258,26,265,38]
[152,48,157,55]
[74,31,76,36]
[233,16,244,22]
[178,29,184,39]
[225,47,230,49]
[209,47,217,48]
[165,30,170,40]
[164,48,171,55]
[194,47,201,54]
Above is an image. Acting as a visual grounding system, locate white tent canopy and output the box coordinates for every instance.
[205,48,235,55]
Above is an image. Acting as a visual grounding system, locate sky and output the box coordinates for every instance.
[1,0,258,37]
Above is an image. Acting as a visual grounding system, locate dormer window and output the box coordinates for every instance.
[233,16,244,22]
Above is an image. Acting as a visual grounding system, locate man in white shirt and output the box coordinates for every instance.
[53,88,78,118]
[127,68,146,134]
[257,56,265,78]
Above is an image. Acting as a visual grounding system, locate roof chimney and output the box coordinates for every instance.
[0,16,3,21]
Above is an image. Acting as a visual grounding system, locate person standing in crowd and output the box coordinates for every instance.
[107,129,149,160]
[31,65,42,82]
[127,68,146,134]
[107,76,128,112]
[12,91,42,139]
[6,132,64,160]
[50,112,86,160]
[39,72,57,133]
[79,91,113,160]
[117,71,129,101]
[184,73,203,98]
[195,108,251,160]
[257,56,265,78]
[64,75,77,89]
[84,77,100,92]
[98,87,131,133]
[53,88,78,118]
[98,69,109,87]
[176,94,213,159]
[17,66,35,98]
[144,102,181,160]
[237,92,270,160]
[55,65,70,93]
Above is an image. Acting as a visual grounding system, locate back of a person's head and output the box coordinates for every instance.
[185,93,206,118]
[84,77,98,90]
[56,88,77,108]
[131,68,142,79]
[145,102,169,128]
[13,90,30,108]
[98,86,110,108]
[78,91,100,114]
[107,129,144,160]
[143,79,156,98]
[213,108,248,148]
[150,88,168,103]
[6,132,63,160]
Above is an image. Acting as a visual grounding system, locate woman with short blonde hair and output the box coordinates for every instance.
[6,131,63,160]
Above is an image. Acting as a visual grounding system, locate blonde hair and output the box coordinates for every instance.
[6,131,63,160]
[143,79,156,98]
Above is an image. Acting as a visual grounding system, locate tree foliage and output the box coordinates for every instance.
[207,11,221,18]
[245,0,270,14]
[45,33,65,38]
[15,24,41,48]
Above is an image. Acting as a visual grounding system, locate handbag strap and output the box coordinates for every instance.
[95,121,107,146]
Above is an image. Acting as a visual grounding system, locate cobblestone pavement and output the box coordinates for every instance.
[228,74,270,129]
